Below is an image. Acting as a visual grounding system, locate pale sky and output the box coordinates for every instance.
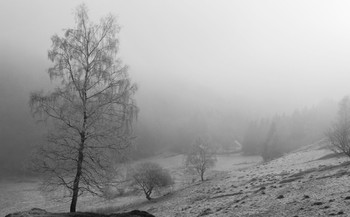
[1,0,350,130]
[2,0,350,116]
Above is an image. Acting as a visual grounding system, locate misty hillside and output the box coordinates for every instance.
[121,140,350,216]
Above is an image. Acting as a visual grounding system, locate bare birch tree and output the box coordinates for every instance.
[29,4,137,212]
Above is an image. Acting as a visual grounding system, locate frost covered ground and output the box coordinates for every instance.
[3,142,350,217]
[93,142,350,216]
[0,154,259,216]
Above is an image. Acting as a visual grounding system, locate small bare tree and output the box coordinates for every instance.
[327,96,350,157]
[184,138,217,181]
[29,4,137,212]
[129,162,173,200]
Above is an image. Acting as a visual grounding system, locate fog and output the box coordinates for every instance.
[1,0,350,175]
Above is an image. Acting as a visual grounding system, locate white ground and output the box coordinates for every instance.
[3,144,350,216]
[0,153,260,216]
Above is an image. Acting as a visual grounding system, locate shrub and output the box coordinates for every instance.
[129,162,173,200]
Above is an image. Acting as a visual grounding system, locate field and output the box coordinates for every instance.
[3,144,350,217]
[0,153,260,216]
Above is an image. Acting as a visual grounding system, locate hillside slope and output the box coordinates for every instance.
[97,142,350,216]
[3,142,350,217]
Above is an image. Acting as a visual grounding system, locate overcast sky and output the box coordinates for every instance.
[1,0,350,150]
[2,0,350,115]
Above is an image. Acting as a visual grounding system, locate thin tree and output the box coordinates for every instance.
[184,138,217,181]
[29,4,137,212]
[327,96,350,157]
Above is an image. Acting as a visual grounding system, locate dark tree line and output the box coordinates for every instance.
[242,100,336,160]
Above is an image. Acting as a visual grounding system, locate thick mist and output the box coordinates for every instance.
[1,0,350,175]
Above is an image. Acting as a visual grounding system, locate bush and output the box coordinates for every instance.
[129,162,173,200]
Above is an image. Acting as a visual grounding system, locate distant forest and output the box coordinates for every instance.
[134,98,337,160]
[242,100,337,160]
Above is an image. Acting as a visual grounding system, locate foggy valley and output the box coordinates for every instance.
[2,1,350,216]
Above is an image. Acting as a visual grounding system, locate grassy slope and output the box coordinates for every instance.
[0,154,259,217]
[94,143,350,216]
[4,143,350,217]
